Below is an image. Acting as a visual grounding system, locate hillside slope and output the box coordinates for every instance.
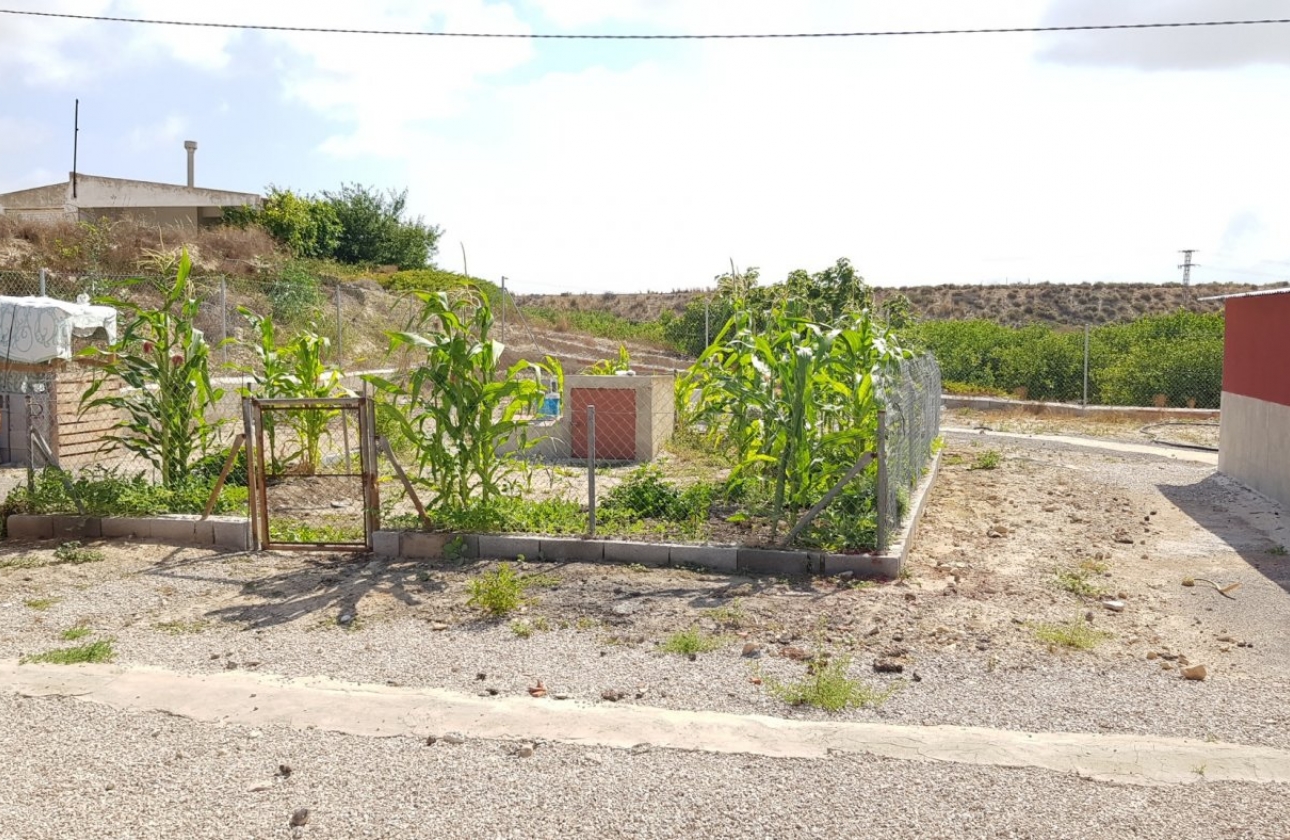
[517,280,1278,329]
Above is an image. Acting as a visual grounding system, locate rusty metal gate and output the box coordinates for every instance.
[245,397,378,552]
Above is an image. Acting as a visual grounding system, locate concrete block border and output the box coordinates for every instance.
[372,451,942,579]
[4,453,940,578]
[6,514,250,551]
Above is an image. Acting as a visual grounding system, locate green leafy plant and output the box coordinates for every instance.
[600,466,715,523]
[52,541,105,565]
[80,251,223,489]
[659,626,723,655]
[679,266,907,543]
[232,309,349,474]
[4,467,246,518]
[365,288,560,524]
[762,654,889,712]
[584,344,633,375]
[466,562,556,617]
[21,639,115,665]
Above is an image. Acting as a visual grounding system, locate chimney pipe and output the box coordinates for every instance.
[184,140,198,187]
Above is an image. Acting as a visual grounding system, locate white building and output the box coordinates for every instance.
[0,141,260,228]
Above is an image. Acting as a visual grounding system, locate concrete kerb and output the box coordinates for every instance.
[943,394,1220,422]
[5,514,249,551]
[368,453,942,579]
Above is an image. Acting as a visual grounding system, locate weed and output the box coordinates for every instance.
[1055,568,1105,599]
[1032,619,1110,650]
[21,639,115,665]
[466,563,556,617]
[53,541,106,565]
[510,620,533,638]
[153,619,209,635]
[24,598,58,611]
[60,627,92,641]
[968,450,1001,470]
[268,519,365,544]
[1077,558,1110,575]
[659,626,723,656]
[763,655,890,712]
[443,536,468,562]
[702,601,747,628]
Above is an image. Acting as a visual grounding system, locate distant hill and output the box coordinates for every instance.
[517,281,1282,329]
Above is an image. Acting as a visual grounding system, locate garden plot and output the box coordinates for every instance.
[3,434,1289,749]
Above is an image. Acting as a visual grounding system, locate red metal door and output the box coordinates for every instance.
[571,388,636,460]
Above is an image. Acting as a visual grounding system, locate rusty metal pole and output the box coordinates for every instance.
[587,405,596,538]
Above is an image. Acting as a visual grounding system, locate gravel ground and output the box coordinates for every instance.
[3,432,1290,837]
[2,693,1288,840]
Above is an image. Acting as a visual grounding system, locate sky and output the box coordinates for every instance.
[1,0,1289,294]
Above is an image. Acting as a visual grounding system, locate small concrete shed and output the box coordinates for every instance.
[1203,287,1290,507]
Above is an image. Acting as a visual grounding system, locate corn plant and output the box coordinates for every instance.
[231,309,348,475]
[81,251,223,489]
[364,287,561,522]
[679,288,905,540]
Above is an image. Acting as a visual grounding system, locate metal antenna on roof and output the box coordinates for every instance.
[72,99,80,200]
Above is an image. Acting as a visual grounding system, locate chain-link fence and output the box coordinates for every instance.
[876,355,943,551]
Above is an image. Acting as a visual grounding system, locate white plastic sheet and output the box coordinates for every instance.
[0,296,118,364]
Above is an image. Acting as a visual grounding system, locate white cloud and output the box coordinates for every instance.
[4,0,1289,290]
[125,113,188,152]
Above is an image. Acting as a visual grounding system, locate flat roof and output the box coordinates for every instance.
[1197,287,1290,302]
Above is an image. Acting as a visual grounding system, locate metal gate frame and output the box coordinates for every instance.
[244,396,379,552]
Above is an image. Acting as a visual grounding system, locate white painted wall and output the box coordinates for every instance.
[1219,390,1290,509]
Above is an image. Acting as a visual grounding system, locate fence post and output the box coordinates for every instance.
[876,409,889,552]
[335,281,344,367]
[587,405,597,538]
[39,268,47,297]
[1082,324,1090,407]
[220,277,229,366]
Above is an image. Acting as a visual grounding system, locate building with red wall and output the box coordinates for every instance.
[1210,288,1290,507]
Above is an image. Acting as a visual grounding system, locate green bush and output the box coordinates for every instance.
[601,466,714,523]
[907,311,1225,408]
[4,468,246,518]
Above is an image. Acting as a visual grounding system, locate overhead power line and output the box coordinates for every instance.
[2,8,1289,39]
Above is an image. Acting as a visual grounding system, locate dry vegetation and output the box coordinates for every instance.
[0,216,281,277]
[517,280,1278,329]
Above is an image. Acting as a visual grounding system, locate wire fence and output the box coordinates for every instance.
[877,355,943,551]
